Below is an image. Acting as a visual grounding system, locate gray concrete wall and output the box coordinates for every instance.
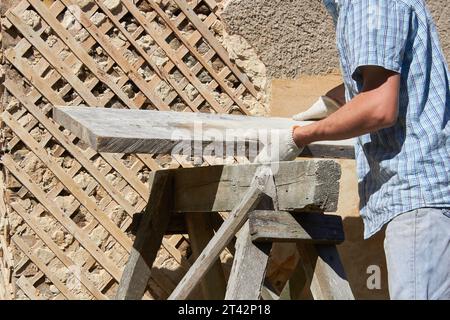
[222,0,450,78]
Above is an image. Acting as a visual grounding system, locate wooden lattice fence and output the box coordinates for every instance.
[0,0,261,299]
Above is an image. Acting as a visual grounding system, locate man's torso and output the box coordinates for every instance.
[325,0,450,238]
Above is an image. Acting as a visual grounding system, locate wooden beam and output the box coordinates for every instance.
[278,262,313,300]
[225,222,271,300]
[116,170,173,300]
[249,211,345,244]
[173,160,341,213]
[296,243,354,300]
[52,106,355,159]
[185,213,227,300]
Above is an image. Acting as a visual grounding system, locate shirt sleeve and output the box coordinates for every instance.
[343,0,412,84]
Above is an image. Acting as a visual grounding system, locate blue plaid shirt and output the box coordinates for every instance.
[324,0,450,238]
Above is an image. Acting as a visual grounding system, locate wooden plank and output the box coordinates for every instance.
[296,243,354,300]
[53,106,355,158]
[116,170,173,300]
[12,236,77,300]
[173,160,341,212]
[185,213,226,300]
[168,165,276,300]
[225,222,271,300]
[249,211,345,244]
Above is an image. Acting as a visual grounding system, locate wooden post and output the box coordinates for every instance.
[296,242,354,300]
[116,170,173,300]
[249,211,345,244]
[225,221,271,300]
[185,213,227,300]
[279,260,313,300]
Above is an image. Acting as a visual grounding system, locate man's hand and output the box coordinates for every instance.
[254,127,304,163]
[292,96,341,121]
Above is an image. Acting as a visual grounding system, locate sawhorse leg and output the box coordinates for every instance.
[296,243,354,300]
[225,221,272,300]
[116,170,173,300]
[248,210,354,300]
[225,195,275,300]
[185,213,227,300]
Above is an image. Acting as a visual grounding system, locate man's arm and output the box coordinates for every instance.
[293,66,400,146]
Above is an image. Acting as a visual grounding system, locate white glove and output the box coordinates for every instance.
[292,96,341,121]
[254,127,304,163]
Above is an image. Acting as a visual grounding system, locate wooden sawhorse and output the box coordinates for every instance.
[115,160,354,300]
[52,106,356,300]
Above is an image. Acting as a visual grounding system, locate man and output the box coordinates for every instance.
[270,0,450,299]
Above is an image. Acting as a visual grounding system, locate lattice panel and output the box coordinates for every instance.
[0,0,259,299]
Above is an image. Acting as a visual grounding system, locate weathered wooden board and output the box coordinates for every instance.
[249,211,345,244]
[297,243,354,300]
[116,170,173,300]
[225,222,271,300]
[53,106,355,159]
[185,213,227,300]
[173,160,341,213]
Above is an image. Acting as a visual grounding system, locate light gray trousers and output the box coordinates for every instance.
[384,208,450,300]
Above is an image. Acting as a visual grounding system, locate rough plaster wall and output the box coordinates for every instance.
[222,0,339,78]
[427,0,450,60]
[221,0,450,78]
[209,6,269,115]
